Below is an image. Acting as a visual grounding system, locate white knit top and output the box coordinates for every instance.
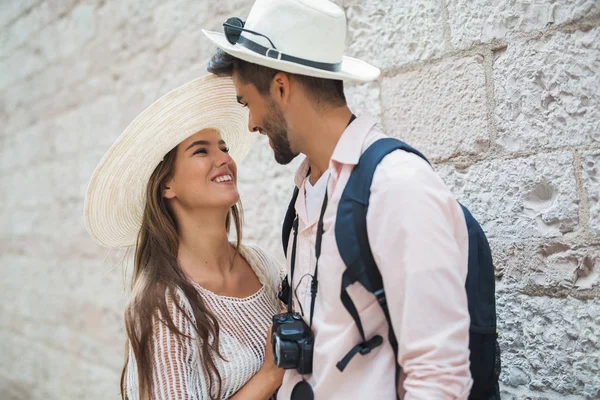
[125,244,284,400]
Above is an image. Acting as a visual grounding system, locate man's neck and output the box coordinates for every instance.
[301,106,353,185]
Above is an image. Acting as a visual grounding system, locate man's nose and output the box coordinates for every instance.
[248,114,262,134]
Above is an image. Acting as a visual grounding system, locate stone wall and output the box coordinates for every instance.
[1,0,599,399]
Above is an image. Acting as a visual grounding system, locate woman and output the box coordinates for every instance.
[84,75,284,399]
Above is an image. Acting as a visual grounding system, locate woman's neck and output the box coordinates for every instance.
[176,208,236,279]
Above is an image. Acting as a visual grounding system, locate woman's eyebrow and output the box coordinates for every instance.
[186,140,226,151]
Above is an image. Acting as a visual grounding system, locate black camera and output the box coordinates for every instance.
[271,311,314,375]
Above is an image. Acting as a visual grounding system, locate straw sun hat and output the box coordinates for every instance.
[84,74,255,248]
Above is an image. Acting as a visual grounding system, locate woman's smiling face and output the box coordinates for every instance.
[163,128,239,210]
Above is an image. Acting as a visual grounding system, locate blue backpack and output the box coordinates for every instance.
[281,138,501,399]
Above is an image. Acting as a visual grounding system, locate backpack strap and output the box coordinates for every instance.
[335,138,429,390]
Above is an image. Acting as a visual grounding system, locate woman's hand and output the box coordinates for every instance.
[229,324,285,400]
[261,325,285,381]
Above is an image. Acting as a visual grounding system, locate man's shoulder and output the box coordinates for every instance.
[361,138,449,197]
[366,138,433,177]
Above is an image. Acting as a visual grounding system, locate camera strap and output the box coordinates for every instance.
[288,216,299,313]
[288,113,355,327]
[310,189,328,328]
[288,189,329,328]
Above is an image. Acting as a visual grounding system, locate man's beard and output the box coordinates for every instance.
[264,100,299,165]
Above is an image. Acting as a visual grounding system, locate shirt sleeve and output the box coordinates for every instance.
[151,292,202,399]
[366,151,473,399]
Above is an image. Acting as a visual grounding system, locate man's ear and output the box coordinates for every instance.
[163,180,176,200]
[271,72,292,106]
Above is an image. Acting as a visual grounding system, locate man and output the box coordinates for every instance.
[203,0,473,398]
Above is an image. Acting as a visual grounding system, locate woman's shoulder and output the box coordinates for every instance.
[160,285,196,323]
[239,243,285,295]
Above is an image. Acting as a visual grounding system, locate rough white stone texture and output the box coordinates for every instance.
[0,0,254,137]
[582,151,600,236]
[437,152,579,239]
[0,0,80,59]
[496,293,600,398]
[0,3,97,91]
[494,27,600,154]
[0,57,91,123]
[381,56,490,160]
[343,0,446,69]
[583,151,600,236]
[446,0,597,49]
[96,0,163,25]
[345,81,382,122]
[0,0,37,29]
[1,0,599,399]
[491,239,600,291]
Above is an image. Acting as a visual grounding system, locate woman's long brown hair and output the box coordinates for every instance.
[119,147,242,399]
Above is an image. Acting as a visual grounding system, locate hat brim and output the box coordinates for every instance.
[84,74,255,248]
[202,30,380,83]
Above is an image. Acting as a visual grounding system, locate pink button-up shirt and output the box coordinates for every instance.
[277,115,472,399]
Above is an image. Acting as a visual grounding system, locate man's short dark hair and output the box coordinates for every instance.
[208,49,346,108]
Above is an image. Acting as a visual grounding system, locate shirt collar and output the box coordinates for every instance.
[330,114,378,167]
[292,114,378,187]
[294,157,311,188]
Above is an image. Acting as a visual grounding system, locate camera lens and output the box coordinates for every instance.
[274,335,282,364]
[273,335,300,369]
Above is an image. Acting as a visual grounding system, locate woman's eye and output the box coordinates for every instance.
[193,148,207,155]
[221,147,230,153]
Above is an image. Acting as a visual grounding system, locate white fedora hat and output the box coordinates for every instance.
[202,0,380,82]
[84,74,255,249]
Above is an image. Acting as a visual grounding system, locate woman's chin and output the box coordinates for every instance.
[223,192,241,207]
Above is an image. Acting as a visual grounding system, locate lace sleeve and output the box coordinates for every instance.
[151,292,202,399]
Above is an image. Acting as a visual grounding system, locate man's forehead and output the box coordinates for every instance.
[231,70,243,89]
[232,74,255,98]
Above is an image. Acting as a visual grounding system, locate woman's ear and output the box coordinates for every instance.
[162,180,176,199]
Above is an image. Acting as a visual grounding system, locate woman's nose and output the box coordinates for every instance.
[215,150,233,167]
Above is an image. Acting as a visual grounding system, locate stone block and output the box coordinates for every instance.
[447,0,596,49]
[491,239,600,291]
[382,56,489,160]
[496,293,600,398]
[344,0,446,69]
[437,152,579,239]
[345,81,381,122]
[582,151,600,236]
[494,27,600,153]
